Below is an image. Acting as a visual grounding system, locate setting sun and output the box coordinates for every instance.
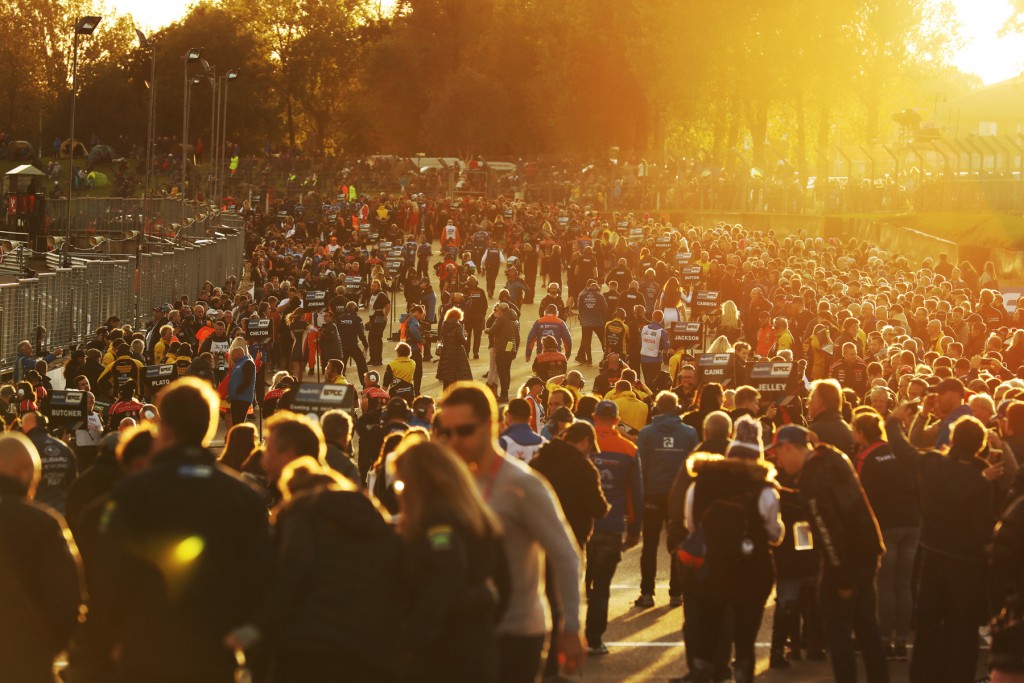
[943,0,1024,84]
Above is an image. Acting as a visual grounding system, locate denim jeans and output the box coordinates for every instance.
[585,531,623,644]
[877,526,919,642]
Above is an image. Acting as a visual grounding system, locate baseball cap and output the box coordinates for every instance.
[594,400,619,419]
[525,377,545,389]
[507,398,532,419]
[766,425,813,452]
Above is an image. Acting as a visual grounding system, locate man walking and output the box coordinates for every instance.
[635,391,697,608]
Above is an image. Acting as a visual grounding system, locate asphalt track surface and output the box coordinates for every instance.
[380,289,958,682]
[210,276,984,682]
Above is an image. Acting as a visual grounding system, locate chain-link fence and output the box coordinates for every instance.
[0,212,245,374]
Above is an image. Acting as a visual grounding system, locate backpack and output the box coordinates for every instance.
[678,490,755,594]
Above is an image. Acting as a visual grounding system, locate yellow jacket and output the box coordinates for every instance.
[613,391,649,433]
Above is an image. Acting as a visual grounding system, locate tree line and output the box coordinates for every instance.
[0,0,989,173]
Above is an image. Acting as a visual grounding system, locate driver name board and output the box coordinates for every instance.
[289,383,357,420]
[304,290,327,311]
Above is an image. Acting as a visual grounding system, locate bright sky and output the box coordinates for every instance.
[110,0,1024,85]
[944,0,1024,84]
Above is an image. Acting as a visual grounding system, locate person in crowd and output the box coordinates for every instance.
[437,305,473,388]
[853,408,920,660]
[575,280,608,365]
[20,411,76,514]
[525,304,573,361]
[436,383,584,681]
[392,435,510,682]
[225,456,402,683]
[772,424,889,683]
[218,422,258,472]
[320,409,361,485]
[72,378,272,682]
[487,302,521,402]
[499,398,547,464]
[681,416,783,683]
[586,400,643,655]
[635,391,698,608]
[0,432,83,683]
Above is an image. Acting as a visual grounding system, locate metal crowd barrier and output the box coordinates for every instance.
[0,217,246,374]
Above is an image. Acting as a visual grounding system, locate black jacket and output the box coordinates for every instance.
[0,476,83,683]
[73,446,272,683]
[529,439,610,548]
[27,426,77,515]
[400,511,509,683]
[257,487,402,671]
[858,432,920,530]
[889,417,994,561]
[808,410,856,458]
[436,319,473,385]
[799,445,885,589]
[689,455,779,602]
[64,449,121,543]
[991,493,1024,673]
[337,311,369,349]
[318,320,344,362]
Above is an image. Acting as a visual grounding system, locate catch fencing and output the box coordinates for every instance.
[0,212,245,374]
[45,197,217,241]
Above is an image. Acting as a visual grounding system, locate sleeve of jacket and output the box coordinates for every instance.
[559,321,572,357]
[627,455,645,537]
[253,506,317,638]
[38,512,84,658]
[666,468,691,550]
[584,458,611,519]
[525,322,539,356]
[800,471,855,590]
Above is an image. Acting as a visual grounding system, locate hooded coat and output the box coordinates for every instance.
[436,318,473,385]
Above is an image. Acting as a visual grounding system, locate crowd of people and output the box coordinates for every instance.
[4,188,1024,683]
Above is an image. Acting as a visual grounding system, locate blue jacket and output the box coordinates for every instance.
[405,316,423,346]
[420,289,437,323]
[593,426,643,536]
[639,278,662,313]
[525,315,572,358]
[637,414,698,496]
[228,356,256,403]
[506,278,529,307]
[14,351,52,383]
[576,287,608,328]
[499,422,546,463]
[936,404,973,449]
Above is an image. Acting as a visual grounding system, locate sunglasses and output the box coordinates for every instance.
[438,423,481,439]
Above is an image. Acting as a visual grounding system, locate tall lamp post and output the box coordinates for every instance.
[217,69,238,203]
[182,47,203,201]
[136,29,156,211]
[200,59,216,201]
[66,15,102,268]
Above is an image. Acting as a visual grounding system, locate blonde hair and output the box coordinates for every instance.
[706,334,733,354]
[391,435,501,544]
[444,306,464,321]
[721,300,740,327]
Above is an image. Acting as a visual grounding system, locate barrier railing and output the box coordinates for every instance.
[0,217,245,374]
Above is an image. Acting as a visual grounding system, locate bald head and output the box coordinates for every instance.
[20,411,40,434]
[0,432,41,496]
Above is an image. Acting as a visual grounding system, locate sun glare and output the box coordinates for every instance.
[945,0,1024,84]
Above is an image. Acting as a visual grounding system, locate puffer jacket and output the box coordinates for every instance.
[436,319,472,384]
[487,309,520,354]
[637,414,698,496]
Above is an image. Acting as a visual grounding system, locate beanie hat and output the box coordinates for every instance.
[726,415,763,460]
